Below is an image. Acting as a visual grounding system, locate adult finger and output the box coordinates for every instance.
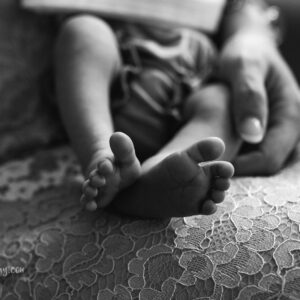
[234,114,300,176]
[230,60,269,144]
[234,54,300,176]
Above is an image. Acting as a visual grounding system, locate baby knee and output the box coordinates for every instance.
[56,15,119,61]
[59,15,114,40]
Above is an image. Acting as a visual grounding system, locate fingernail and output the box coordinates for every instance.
[240,117,264,143]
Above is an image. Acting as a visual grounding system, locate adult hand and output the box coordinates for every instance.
[219,30,300,175]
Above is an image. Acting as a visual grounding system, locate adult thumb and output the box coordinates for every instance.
[231,70,268,144]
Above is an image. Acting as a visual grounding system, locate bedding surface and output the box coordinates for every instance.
[0,146,300,299]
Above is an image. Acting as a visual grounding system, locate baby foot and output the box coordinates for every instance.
[112,137,234,218]
[81,132,141,210]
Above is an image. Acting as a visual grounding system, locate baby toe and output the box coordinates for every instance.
[210,190,226,204]
[82,180,98,198]
[85,200,98,211]
[213,178,231,191]
[210,161,234,178]
[110,132,137,165]
[186,137,225,163]
[200,199,217,215]
[89,170,106,188]
[80,196,98,211]
[97,159,114,177]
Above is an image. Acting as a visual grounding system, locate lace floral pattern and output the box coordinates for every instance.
[0,146,300,299]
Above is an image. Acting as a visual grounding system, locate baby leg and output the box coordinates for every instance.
[177,83,242,162]
[55,15,120,170]
[55,16,142,209]
[110,84,242,218]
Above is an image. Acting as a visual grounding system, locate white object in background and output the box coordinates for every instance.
[21,0,226,33]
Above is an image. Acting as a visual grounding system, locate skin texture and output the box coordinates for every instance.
[55,1,300,218]
[55,16,240,218]
[219,0,300,175]
[83,135,235,218]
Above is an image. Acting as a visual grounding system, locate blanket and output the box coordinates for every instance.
[1,146,300,299]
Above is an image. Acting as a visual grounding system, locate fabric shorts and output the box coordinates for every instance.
[110,23,216,160]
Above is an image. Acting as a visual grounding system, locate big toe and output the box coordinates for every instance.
[186,137,225,163]
[162,138,226,184]
[110,132,137,165]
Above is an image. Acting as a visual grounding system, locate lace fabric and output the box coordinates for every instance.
[0,146,300,299]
